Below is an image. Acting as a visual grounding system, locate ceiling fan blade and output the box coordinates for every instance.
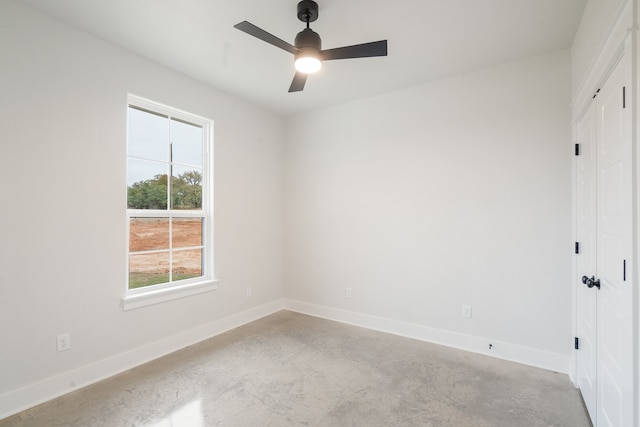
[320,40,387,61]
[288,72,308,92]
[234,21,298,55]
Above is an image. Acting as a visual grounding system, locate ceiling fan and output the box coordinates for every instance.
[234,0,388,93]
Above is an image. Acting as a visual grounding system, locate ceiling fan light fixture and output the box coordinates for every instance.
[294,27,322,74]
[295,52,322,74]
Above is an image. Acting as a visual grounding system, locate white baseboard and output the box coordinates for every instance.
[0,299,284,420]
[284,299,570,375]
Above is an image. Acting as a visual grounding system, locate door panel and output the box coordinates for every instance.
[599,292,624,369]
[576,101,597,422]
[595,54,633,427]
[600,164,622,215]
[600,365,622,427]
[601,235,622,283]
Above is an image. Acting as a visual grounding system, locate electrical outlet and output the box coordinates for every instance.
[461,305,472,318]
[57,333,70,352]
[246,286,252,297]
[346,288,352,298]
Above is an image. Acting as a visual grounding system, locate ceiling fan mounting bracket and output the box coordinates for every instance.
[297,0,319,23]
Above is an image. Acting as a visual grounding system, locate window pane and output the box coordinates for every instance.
[129,218,169,252]
[172,248,203,281]
[128,107,169,161]
[171,119,203,167]
[129,252,170,289]
[126,97,211,294]
[172,218,203,248]
[171,165,202,210]
[127,159,168,209]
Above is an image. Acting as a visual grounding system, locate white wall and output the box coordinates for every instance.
[284,51,572,366]
[0,1,284,415]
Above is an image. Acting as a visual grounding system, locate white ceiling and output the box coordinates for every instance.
[18,0,587,116]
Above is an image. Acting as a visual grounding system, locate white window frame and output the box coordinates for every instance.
[122,95,217,311]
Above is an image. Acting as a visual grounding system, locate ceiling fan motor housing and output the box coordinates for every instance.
[295,28,321,50]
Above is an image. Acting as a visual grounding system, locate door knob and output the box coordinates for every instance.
[581,275,601,290]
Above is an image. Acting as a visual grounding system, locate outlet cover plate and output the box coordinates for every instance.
[461,305,472,318]
[57,333,70,352]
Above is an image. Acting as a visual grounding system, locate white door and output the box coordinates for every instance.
[594,54,633,427]
[576,101,597,421]
[576,54,633,427]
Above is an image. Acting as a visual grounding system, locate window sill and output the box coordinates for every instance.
[122,279,219,311]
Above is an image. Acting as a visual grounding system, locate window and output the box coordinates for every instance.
[123,95,216,310]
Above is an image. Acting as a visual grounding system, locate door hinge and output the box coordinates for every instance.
[575,143,580,156]
[575,242,580,254]
[592,88,600,99]
[623,86,626,108]
[574,337,579,350]
[623,259,626,281]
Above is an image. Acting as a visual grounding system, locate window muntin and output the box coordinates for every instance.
[126,97,212,293]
